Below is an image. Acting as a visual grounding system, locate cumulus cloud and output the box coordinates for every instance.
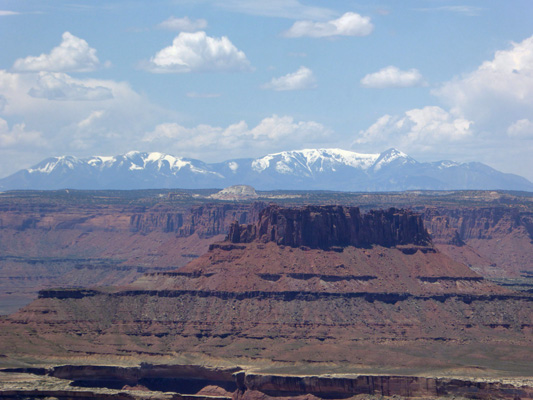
[28,72,113,101]
[283,12,373,38]
[157,16,207,31]
[0,68,173,176]
[507,119,533,139]
[143,115,332,158]
[354,35,533,180]
[434,35,533,132]
[0,117,45,148]
[13,32,106,73]
[361,66,425,88]
[145,31,251,73]
[355,106,472,153]
[262,66,316,91]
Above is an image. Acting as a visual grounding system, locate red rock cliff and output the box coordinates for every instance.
[228,205,430,249]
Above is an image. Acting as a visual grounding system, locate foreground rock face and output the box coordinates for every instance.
[2,365,533,400]
[228,206,430,249]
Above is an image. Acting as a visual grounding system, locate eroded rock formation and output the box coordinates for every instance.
[1,205,532,379]
[228,205,430,249]
[423,207,533,277]
[0,195,263,314]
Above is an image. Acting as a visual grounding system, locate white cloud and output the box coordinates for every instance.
[146,31,251,73]
[0,10,20,16]
[157,16,208,31]
[361,66,425,88]
[434,35,533,132]
[213,0,335,20]
[507,119,533,139]
[353,35,533,180]
[262,66,316,91]
[0,68,174,176]
[77,110,106,129]
[143,115,333,159]
[0,118,45,148]
[13,32,106,73]
[355,106,472,153]
[28,72,113,101]
[283,12,373,38]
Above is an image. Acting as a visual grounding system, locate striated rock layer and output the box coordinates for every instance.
[2,365,533,400]
[1,205,532,378]
[423,206,533,277]
[0,195,263,314]
[2,190,533,317]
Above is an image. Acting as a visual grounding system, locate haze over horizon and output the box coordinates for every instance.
[1,1,533,181]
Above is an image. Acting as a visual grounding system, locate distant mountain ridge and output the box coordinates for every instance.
[1,148,532,191]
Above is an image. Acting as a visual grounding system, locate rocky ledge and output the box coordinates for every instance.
[2,365,533,400]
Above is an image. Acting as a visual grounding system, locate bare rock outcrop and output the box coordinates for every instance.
[423,207,533,277]
[177,203,264,238]
[228,205,430,249]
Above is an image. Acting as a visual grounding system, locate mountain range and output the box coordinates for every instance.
[1,148,532,191]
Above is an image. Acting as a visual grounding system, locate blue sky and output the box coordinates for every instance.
[1,0,533,181]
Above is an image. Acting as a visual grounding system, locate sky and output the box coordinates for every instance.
[1,0,533,181]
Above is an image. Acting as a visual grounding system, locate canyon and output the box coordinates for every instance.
[0,189,532,399]
[1,189,531,314]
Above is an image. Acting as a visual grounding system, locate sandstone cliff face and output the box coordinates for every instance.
[177,203,264,238]
[423,207,533,243]
[128,203,264,237]
[0,199,262,238]
[2,365,533,400]
[0,197,263,314]
[423,207,533,277]
[228,206,430,249]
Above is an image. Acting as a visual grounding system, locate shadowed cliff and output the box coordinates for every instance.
[228,205,430,249]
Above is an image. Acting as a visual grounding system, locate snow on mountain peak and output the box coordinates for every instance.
[251,148,380,173]
[436,160,461,169]
[88,156,116,170]
[144,152,191,171]
[9,148,533,192]
[28,156,81,174]
[373,148,413,171]
[228,161,239,172]
[251,154,274,172]
[125,150,141,158]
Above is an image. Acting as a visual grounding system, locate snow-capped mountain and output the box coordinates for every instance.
[1,148,532,192]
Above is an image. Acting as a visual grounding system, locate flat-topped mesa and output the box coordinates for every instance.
[227,205,431,249]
